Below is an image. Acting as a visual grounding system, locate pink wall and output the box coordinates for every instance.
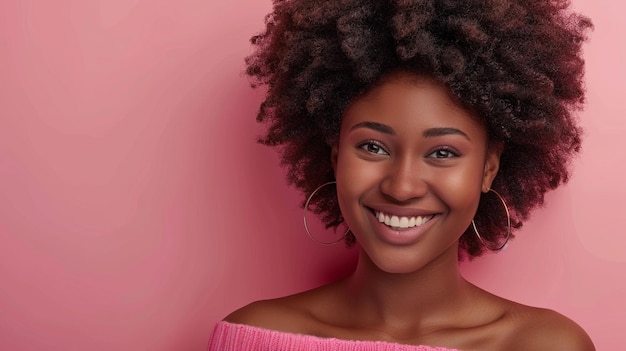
[0,0,623,350]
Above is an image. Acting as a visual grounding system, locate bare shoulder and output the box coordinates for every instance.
[501,304,595,351]
[223,298,303,331]
[223,284,340,334]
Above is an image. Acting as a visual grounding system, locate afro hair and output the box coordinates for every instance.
[245,0,592,257]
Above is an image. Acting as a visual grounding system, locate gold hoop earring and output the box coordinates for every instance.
[471,189,511,251]
[303,181,349,245]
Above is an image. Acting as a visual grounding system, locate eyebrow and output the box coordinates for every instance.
[423,127,470,140]
[350,122,470,141]
[350,121,396,135]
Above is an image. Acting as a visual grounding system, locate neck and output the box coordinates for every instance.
[342,244,473,330]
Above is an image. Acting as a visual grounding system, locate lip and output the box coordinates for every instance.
[366,206,439,245]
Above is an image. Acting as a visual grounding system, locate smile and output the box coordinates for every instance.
[375,211,435,229]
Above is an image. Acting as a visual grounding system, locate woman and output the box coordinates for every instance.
[209,0,594,349]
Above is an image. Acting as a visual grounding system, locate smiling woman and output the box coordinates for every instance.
[333,74,498,274]
[208,0,594,350]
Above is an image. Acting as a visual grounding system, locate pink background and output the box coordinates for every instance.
[0,0,623,350]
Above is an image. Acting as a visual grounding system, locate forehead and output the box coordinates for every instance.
[341,74,486,138]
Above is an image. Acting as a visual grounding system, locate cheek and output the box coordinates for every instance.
[335,146,378,186]
[336,158,366,202]
[335,151,359,206]
[334,150,383,218]
[431,164,484,210]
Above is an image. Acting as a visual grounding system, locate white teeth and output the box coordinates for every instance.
[399,217,409,227]
[390,216,400,227]
[416,216,423,226]
[375,211,433,229]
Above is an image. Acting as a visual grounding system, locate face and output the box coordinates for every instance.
[332,74,500,273]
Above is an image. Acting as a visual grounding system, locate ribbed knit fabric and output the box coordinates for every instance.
[208,321,459,351]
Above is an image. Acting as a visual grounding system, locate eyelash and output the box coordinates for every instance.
[357,141,460,159]
[427,147,460,159]
[358,140,389,155]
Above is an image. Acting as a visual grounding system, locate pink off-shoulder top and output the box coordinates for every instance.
[208,321,459,351]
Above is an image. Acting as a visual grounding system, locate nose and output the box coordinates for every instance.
[379,154,428,203]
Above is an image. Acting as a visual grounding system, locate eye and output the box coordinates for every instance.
[358,140,389,155]
[427,147,459,159]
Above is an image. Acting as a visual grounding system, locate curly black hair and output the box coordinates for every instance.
[245,0,592,258]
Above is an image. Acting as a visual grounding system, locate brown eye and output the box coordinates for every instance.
[427,147,459,159]
[358,141,389,155]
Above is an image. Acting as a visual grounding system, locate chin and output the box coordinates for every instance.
[359,241,459,275]
[363,249,436,275]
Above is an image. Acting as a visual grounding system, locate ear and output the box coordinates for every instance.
[331,143,339,174]
[481,142,503,192]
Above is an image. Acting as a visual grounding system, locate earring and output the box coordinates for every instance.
[471,189,511,251]
[303,181,349,245]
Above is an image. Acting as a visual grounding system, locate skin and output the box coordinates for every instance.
[226,73,595,351]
